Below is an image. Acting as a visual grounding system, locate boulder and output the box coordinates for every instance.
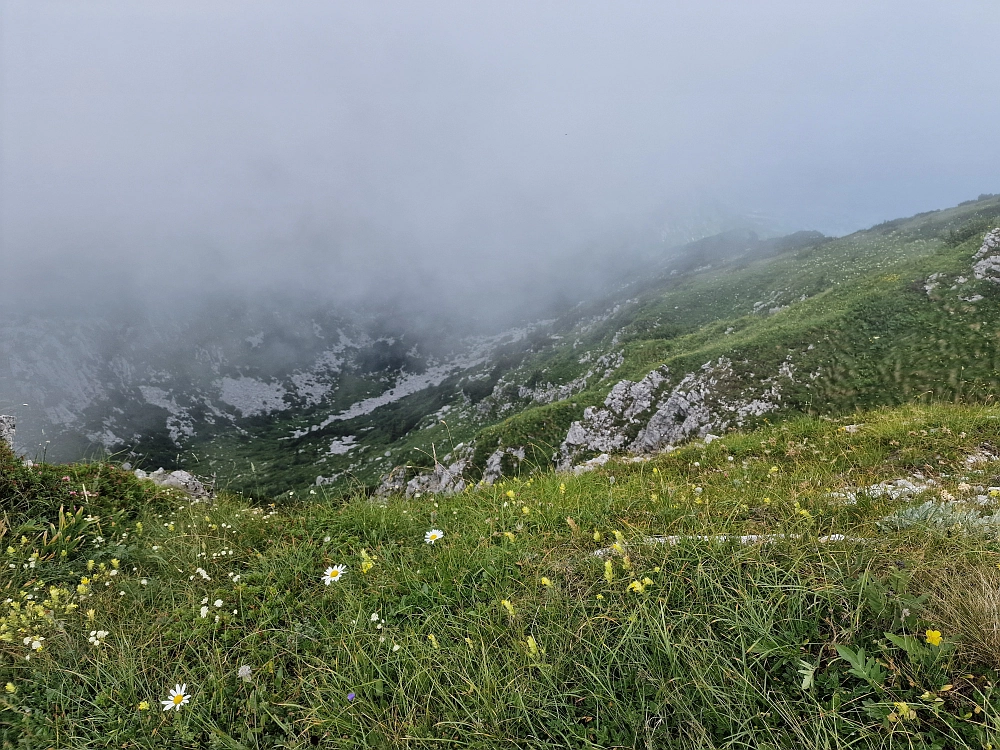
[134,467,212,499]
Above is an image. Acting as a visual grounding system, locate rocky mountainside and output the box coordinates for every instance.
[373,195,1000,497]
[3,195,999,497]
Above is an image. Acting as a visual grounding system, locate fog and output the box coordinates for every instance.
[3,1,999,326]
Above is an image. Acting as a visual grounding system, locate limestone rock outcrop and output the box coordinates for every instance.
[403,459,468,496]
[557,357,794,469]
[972,228,1000,283]
[0,415,14,451]
[134,467,212,499]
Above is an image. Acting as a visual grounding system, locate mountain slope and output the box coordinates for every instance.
[181,195,1000,496]
[3,195,999,497]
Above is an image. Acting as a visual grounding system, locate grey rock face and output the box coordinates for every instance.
[375,466,408,496]
[405,459,468,496]
[134,467,212,498]
[482,446,526,484]
[0,415,14,450]
[972,228,1000,283]
[557,356,795,469]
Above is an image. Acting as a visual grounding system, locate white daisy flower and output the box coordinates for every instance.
[424,529,444,544]
[161,683,190,711]
[322,565,347,585]
[237,665,252,682]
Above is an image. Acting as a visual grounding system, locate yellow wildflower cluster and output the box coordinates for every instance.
[359,549,376,574]
[0,585,79,651]
[626,577,654,594]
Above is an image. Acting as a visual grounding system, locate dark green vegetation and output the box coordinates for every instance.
[182,196,1000,497]
[6,403,1000,747]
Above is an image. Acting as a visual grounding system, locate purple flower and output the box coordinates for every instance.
[347,692,356,702]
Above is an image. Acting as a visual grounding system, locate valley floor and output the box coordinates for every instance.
[4,402,1000,748]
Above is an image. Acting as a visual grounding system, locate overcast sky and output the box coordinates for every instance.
[2,1,999,320]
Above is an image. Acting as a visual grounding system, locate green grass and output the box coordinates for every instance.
[7,402,1000,747]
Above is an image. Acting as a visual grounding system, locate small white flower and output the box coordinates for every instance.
[237,665,252,682]
[322,565,347,585]
[424,529,444,544]
[370,612,379,622]
[392,643,400,652]
[214,599,223,608]
[199,606,209,618]
[161,683,190,711]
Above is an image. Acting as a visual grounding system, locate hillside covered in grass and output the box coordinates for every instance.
[178,195,1000,497]
[6,402,1000,747]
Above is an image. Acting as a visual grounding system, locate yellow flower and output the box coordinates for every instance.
[525,635,540,656]
[652,468,659,475]
[892,701,916,720]
[138,700,150,711]
[501,599,516,618]
[650,493,658,501]
[86,609,95,621]
[621,555,632,570]
[86,560,95,572]
[503,531,515,542]
[4,683,15,694]
[110,558,120,569]
[769,466,779,474]
[540,577,552,587]
[360,560,374,574]
[762,497,771,505]
[925,629,943,647]
[596,594,604,600]
[613,530,624,542]
[506,490,516,499]
[559,483,566,494]
[641,577,653,586]
[603,560,614,583]
[627,580,645,594]
[521,506,530,515]
[593,530,602,542]
[427,633,440,649]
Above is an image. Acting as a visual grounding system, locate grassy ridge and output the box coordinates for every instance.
[6,402,1000,747]
[472,204,1000,478]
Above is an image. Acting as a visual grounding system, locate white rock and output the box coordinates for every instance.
[972,228,1000,283]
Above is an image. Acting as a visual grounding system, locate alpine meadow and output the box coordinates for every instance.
[5,3,1000,748]
[6,198,1000,748]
